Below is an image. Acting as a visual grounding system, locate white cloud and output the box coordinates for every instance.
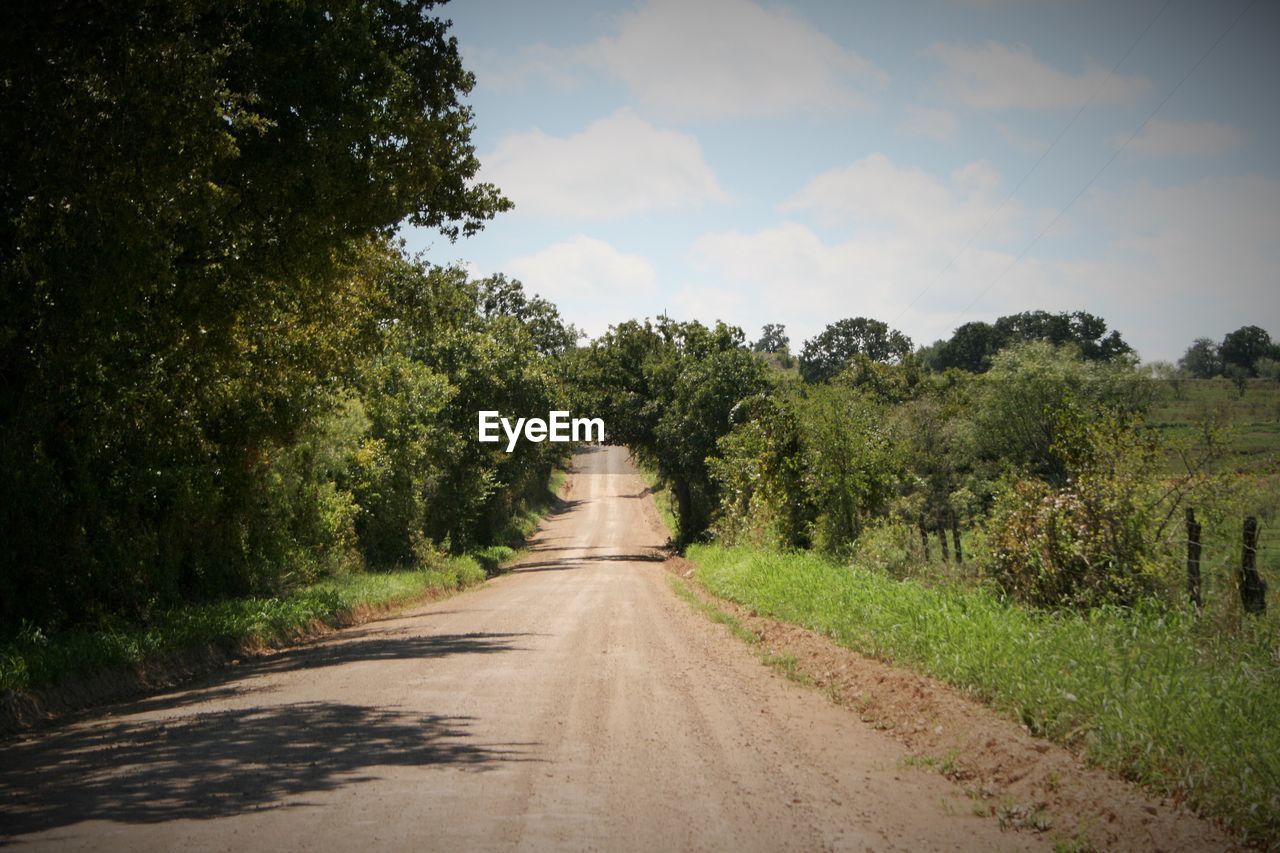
[595,0,885,120]
[481,110,726,219]
[506,236,661,337]
[928,41,1149,110]
[1055,175,1280,359]
[506,0,885,120]
[1123,118,1245,157]
[682,154,1094,346]
[901,106,958,141]
[781,153,1024,243]
[688,221,1047,347]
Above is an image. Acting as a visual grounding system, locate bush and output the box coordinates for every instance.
[982,413,1168,608]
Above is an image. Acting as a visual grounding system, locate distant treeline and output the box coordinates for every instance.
[750,310,1134,378]
[1173,328,1280,380]
[573,311,1273,612]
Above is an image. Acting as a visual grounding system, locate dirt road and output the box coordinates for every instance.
[3,447,1046,850]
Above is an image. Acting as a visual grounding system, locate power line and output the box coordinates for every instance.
[890,0,1172,329]
[950,0,1260,326]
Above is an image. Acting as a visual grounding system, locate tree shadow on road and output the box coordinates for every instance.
[246,631,536,676]
[511,553,666,573]
[0,631,542,838]
[88,631,537,721]
[0,700,538,838]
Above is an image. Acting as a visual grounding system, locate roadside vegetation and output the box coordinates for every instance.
[691,544,1279,842]
[0,556,486,694]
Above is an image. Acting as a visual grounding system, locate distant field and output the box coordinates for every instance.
[1148,378,1280,472]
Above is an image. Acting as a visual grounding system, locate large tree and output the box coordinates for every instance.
[929,321,1001,373]
[1178,337,1221,379]
[1220,325,1274,375]
[753,323,790,355]
[799,317,911,383]
[0,0,509,627]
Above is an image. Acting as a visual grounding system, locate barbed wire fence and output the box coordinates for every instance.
[1181,510,1273,613]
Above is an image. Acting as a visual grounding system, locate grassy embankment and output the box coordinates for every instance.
[634,459,679,541]
[0,466,569,696]
[0,559,485,694]
[689,543,1280,842]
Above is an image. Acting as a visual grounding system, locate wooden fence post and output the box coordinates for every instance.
[1186,507,1202,608]
[950,512,963,565]
[1240,516,1267,614]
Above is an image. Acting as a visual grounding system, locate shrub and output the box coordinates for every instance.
[982,413,1167,608]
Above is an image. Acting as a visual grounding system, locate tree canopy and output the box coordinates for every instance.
[799,317,912,383]
[927,311,1131,373]
[0,0,512,629]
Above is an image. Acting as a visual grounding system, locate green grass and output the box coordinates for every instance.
[1148,378,1280,473]
[667,574,759,646]
[690,543,1280,843]
[636,461,679,539]
[473,545,517,574]
[0,557,486,695]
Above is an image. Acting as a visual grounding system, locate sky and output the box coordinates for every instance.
[402,0,1280,362]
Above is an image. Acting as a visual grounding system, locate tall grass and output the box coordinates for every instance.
[0,558,485,694]
[691,543,1280,842]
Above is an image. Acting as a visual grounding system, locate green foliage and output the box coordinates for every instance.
[798,386,900,554]
[711,384,901,556]
[799,317,912,383]
[472,546,516,575]
[580,318,769,544]
[926,321,1003,372]
[970,342,1151,488]
[1220,325,1275,375]
[752,323,790,355]
[0,1,510,631]
[1179,337,1222,378]
[710,394,814,549]
[476,273,582,357]
[929,311,1131,373]
[890,390,972,532]
[691,544,1280,842]
[1178,327,1278,379]
[983,412,1169,608]
[1256,357,1280,381]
